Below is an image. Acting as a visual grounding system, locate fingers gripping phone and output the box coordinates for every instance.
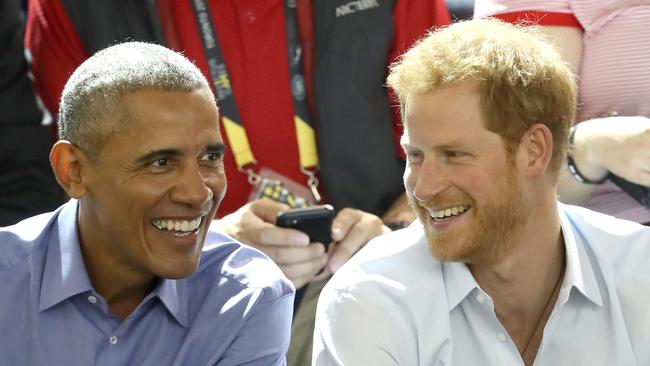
[276,204,335,247]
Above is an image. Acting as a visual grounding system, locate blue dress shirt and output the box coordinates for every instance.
[314,203,650,365]
[0,200,295,365]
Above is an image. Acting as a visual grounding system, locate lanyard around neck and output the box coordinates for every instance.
[189,0,320,200]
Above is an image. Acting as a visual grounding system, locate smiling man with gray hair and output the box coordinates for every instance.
[0,42,294,365]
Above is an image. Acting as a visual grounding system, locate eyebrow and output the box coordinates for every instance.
[401,138,467,150]
[206,143,226,154]
[433,141,467,151]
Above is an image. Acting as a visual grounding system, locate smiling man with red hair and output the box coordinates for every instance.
[313,19,650,366]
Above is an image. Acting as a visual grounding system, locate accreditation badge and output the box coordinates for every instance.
[247,167,316,208]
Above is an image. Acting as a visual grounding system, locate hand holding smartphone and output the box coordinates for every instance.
[276,204,335,247]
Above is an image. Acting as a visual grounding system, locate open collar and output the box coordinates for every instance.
[557,203,603,307]
[39,200,93,312]
[443,261,479,311]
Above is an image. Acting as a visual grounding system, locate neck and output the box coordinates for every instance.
[82,247,159,320]
[468,200,565,363]
[78,215,158,320]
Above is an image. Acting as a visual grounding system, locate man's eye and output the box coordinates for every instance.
[152,158,169,167]
[406,151,424,164]
[445,150,465,159]
[201,152,224,166]
[406,150,423,162]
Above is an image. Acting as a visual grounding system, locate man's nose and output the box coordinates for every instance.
[171,162,213,208]
[410,158,450,202]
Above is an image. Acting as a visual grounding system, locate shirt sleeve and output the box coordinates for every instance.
[214,291,295,366]
[473,0,582,28]
[312,285,409,366]
[389,0,451,160]
[25,0,88,120]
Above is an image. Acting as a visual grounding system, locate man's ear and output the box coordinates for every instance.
[519,123,553,180]
[50,141,89,199]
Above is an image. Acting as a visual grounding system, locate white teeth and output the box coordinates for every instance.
[429,205,470,220]
[152,217,202,232]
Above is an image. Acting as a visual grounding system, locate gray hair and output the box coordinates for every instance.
[58,41,210,157]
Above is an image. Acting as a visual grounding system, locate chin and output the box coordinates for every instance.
[157,260,201,279]
[424,228,476,263]
[427,241,472,263]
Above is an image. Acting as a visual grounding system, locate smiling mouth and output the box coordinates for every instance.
[426,205,471,222]
[151,216,203,236]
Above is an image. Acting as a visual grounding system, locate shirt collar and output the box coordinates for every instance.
[443,261,479,311]
[558,203,603,307]
[39,200,190,326]
[39,199,94,312]
[151,277,189,327]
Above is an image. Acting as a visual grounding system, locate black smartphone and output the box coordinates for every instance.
[276,204,335,246]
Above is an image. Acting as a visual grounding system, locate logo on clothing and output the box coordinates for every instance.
[209,60,231,99]
[292,75,306,101]
[335,0,380,18]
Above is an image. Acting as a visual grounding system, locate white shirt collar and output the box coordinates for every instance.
[558,203,603,307]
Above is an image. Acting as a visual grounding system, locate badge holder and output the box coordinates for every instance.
[245,166,321,208]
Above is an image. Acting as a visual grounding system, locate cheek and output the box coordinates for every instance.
[206,173,227,203]
[134,172,190,198]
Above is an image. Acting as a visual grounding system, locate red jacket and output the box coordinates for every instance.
[25,0,450,216]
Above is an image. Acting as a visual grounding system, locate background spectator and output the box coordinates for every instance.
[0,0,61,226]
[475,0,650,224]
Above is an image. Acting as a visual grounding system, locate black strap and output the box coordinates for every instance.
[609,174,650,209]
[284,0,311,129]
[189,0,241,128]
[189,0,316,171]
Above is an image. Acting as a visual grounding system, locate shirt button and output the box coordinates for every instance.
[88,295,97,304]
[475,293,486,304]
[109,336,118,345]
[497,332,507,342]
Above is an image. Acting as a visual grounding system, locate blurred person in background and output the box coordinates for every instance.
[0,0,61,226]
[475,0,650,225]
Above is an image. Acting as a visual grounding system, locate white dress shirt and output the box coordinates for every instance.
[313,204,650,365]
